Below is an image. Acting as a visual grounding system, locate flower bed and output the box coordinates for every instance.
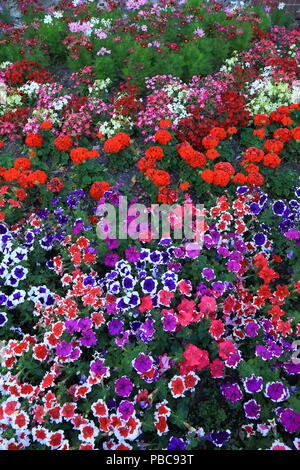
[0,0,299,452]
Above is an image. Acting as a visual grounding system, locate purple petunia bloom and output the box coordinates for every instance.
[208,430,231,447]
[123,276,134,290]
[78,318,92,331]
[273,200,286,215]
[80,330,97,347]
[218,246,230,257]
[106,302,118,315]
[163,278,177,291]
[284,361,300,375]
[128,292,140,306]
[115,331,130,348]
[211,282,225,295]
[245,321,259,337]
[280,408,300,433]
[162,314,177,332]
[254,232,266,246]
[149,251,161,264]
[0,294,7,306]
[284,229,300,240]
[229,251,242,262]
[266,340,283,358]
[185,242,201,258]
[225,351,242,368]
[196,282,211,297]
[265,382,290,402]
[0,312,8,326]
[142,277,157,294]
[167,437,186,450]
[12,267,27,280]
[227,260,240,272]
[72,220,83,235]
[125,246,141,263]
[243,375,263,394]
[118,400,135,420]
[108,318,124,336]
[249,202,261,214]
[236,186,248,194]
[255,345,273,361]
[70,347,81,361]
[244,399,261,420]
[104,253,119,267]
[202,268,215,281]
[0,223,8,234]
[56,341,72,357]
[83,276,96,287]
[106,238,118,250]
[115,376,133,397]
[221,383,243,403]
[141,319,155,341]
[90,359,107,377]
[133,354,153,374]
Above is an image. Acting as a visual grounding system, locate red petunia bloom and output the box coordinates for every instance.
[183,344,209,371]
[169,376,185,398]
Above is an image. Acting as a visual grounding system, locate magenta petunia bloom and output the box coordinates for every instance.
[115,376,133,397]
[221,383,243,403]
[243,375,263,394]
[118,400,134,420]
[244,399,261,420]
[265,382,289,403]
[227,260,240,272]
[125,246,141,262]
[202,268,215,281]
[56,341,72,357]
[162,314,177,332]
[104,253,119,267]
[280,408,300,433]
[90,359,107,377]
[284,229,300,240]
[133,354,153,374]
[245,322,259,338]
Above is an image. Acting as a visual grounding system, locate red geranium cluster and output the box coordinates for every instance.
[46,178,64,192]
[103,133,131,153]
[177,143,207,168]
[0,157,48,219]
[70,147,99,164]
[145,169,171,186]
[178,90,248,148]
[25,133,43,148]
[157,186,178,204]
[138,146,164,171]
[54,136,73,152]
[89,181,111,200]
